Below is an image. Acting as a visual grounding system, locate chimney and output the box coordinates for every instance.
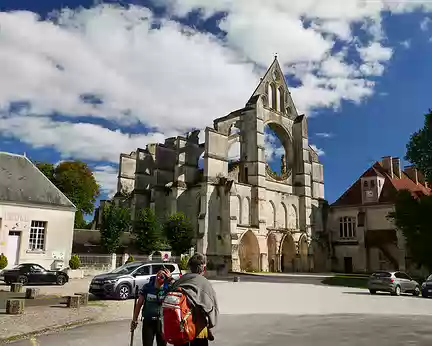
[382,156,393,178]
[392,157,401,178]
[404,165,418,185]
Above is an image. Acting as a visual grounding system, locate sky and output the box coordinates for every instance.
[1,0,432,210]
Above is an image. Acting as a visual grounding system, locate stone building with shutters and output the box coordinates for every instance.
[0,152,76,269]
[103,57,325,272]
[328,156,430,273]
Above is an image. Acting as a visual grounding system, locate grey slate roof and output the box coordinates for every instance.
[0,152,76,209]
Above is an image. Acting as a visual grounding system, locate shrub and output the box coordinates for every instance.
[69,255,81,270]
[180,256,189,271]
[0,254,8,270]
[126,255,135,263]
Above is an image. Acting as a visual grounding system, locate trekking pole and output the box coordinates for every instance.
[130,285,139,346]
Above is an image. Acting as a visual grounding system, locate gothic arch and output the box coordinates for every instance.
[238,230,260,272]
[268,200,276,228]
[287,204,298,229]
[298,234,309,272]
[242,197,251,225]
[280,233,296,272]
[270,83,277,110]
[279,202,288,229]
[230,195,241,224]
[278,86,285,113]
[267,233,277,272]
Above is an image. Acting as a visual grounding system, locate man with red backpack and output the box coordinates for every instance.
[161,253,218,346]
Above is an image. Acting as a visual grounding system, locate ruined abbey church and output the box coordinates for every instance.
[112,58,325,272]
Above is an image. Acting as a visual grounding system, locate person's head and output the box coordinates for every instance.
[155,268,170,287]
[188,253,206,275]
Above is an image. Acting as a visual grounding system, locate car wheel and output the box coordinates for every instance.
[413,286,420,296]
[116,284,130,300]
[17,276,28,285]
[56,275,66,286]
[369,289,377,295]
[391,285,401,296]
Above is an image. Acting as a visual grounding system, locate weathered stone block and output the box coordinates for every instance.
[67,295,81,309]
[25,288,40,299]
[74,292,89,306]
[6,299,25,314]
[10,283,23,293]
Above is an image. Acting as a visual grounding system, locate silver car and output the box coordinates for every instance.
[89,262,182,300]
[368,271,420,296]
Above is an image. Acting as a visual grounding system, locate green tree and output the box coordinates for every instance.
[163,213,194,256]
[406,109,432,183]
[36,161,100,228]
[133,208,165,255]
[388,190,432,271]
[100,204,131,254]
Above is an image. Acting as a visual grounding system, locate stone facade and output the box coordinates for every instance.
[328,157,430,274]
[110,58,325,272]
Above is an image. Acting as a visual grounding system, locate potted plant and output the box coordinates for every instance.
[66,255,84,279]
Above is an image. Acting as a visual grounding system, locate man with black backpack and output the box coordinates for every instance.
[168,253,219,346]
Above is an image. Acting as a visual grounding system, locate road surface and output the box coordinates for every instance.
[10,314,432,346]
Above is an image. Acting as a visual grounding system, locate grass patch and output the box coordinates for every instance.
[322,275,369,289]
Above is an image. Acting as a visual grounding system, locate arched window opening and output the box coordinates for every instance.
[279,87,285,113]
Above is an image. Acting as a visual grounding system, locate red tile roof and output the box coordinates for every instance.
[332,161,430,207]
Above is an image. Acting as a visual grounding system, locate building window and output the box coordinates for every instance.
[339,217,357,239]
[29,221,46,251]
[371,180,375,188]
[363,181,368,188]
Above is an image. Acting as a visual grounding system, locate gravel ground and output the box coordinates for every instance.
[2,277,432,342]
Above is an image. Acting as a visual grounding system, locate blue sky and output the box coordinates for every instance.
[1,0,432,210]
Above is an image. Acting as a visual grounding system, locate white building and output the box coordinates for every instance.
[104,58,325,273]
[0,152,76,269]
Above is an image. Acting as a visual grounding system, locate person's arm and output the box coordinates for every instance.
[130,289,146,331]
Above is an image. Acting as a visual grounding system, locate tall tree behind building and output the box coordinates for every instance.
[36,161,100,228]
[389,110,432,271]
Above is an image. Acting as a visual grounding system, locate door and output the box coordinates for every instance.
[344,257,353,274]
[6,231,21,269]
[132,265,151,291]
[396,272,414,292]
[28,265,47,283]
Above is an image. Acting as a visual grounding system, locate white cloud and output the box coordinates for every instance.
[0,112,168,162]
[400,40,411,48]
[357,42,393,63]
[264,131,284,161]
[315,132,333,138]
[310,144,325,156]
[2,1,432,193]
[93,165,118,198]
[421,17,432,31]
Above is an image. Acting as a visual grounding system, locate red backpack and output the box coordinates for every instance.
[161,289,197,345]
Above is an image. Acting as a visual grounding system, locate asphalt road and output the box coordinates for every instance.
[9,314,432,346]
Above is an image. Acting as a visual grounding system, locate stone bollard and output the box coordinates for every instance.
[25,288,40,299]
[74,292,89,306]
[67,295,81,309]
[6,299,25,315]
[233,276,240,283]
[10,283,23,293]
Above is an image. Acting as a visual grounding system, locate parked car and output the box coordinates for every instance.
[89,262,182,300]
[421,274,432,297]
[368,271,420,296]
[2,263,69,285]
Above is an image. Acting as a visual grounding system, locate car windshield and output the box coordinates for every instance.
[427,274,432,281]
[111,263,142,274]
